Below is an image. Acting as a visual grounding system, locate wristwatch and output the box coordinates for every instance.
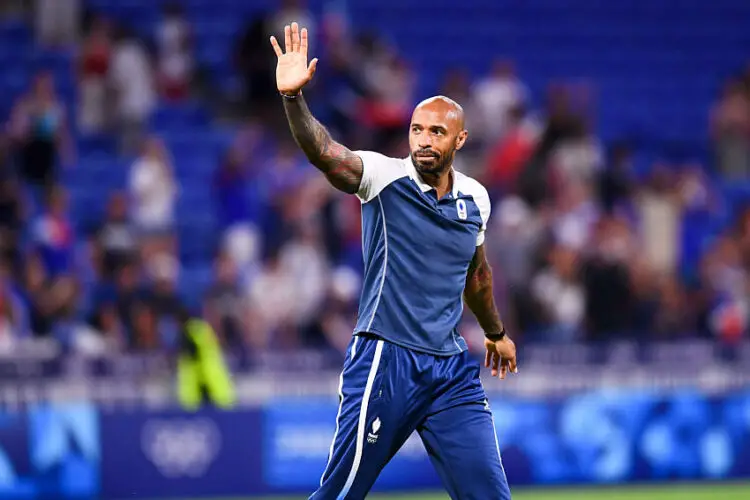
[485,328,506,342]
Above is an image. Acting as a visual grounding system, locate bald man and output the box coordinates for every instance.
[271,23,515,499]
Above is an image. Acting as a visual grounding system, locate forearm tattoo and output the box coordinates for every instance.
[464,244,505,335]
[282,95,363,194]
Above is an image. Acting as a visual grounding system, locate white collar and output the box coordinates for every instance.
[403,157,460,198]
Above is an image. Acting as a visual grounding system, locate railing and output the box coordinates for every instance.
[0,339,748,409]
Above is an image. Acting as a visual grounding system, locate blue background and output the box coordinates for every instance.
[0,403,99,499]
[0,388,749,498]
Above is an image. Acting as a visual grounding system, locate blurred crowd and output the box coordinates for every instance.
[0,0,749,358]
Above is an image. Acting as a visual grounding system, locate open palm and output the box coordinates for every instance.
[270,22,318,96]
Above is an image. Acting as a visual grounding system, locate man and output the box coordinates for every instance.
[270,23,517,499]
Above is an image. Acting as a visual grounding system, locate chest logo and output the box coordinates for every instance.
[456,199,467,220]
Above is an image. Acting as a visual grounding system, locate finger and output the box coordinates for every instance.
[500,362,507,380]
[284,25,292,53]
[491,352,500,377]
[300,27,308,57]
[510,355,518,374]
[484,349,491,369]
[307,58,318,78]
[291,22,300,52]
[269,36,283,57]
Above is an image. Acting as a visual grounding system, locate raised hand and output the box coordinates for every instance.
[270,22,318,96]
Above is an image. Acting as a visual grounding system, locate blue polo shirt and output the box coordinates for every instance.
[353,151,491,356]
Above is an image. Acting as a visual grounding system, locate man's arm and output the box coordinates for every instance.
[465,243,517,378]
[282,94,363,194]
[270,22,363,194]
[463,244,504,335]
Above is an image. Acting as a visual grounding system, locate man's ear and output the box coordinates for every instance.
[455,129,468,151]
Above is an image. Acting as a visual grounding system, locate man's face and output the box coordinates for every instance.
[408,100,467,177]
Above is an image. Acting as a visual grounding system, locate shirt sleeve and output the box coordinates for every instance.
[354,151,406,203]
[473,183,492,247]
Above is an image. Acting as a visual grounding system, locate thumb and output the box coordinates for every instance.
[307,58,318,78]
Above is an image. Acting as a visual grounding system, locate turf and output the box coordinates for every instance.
[250,482,750,500]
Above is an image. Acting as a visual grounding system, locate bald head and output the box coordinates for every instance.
[409,95,469,177]
[414,95,465,130]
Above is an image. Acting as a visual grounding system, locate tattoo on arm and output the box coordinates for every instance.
[464,244,505,335]
[282,94,363,194]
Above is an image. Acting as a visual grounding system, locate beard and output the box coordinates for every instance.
[410,149,454,177]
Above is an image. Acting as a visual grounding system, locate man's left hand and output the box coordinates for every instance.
[484,336,518,379]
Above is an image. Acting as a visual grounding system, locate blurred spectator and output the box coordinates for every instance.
[20,252,77,340]
[235,15,276,117]
[246,246,298,349]
[0,174,26,272]
[49,276,92,352]
[517,85,582,207]
[471,60,528,147]
[156,2,193,101]
[551,182,599,252]
[711,78,750,178]
[281,225,329,327]
[493,196,542,289]
[318,32,367,144]
[9,73,71,190]
[735,207,750,268]
[598,142,634,214]
[652,275,692,337]
[88,258,143,349]
[31,186,75,278]
[530,245,585,341]
[237,1,314,122]
[0,258,26,350]
[701,235,746,302]
[550,118,604,189]
[34,0,80,46]
[213,144,262,231]
[142,252,183,350]
[0,133,10,179]
[312,266,360,352]
[257,140,312,245]
[20,253,51,336]
[129,137,178,259]
[743,62,750,94]
[582,217,637,339]
[484,104,539,195]
[359,40,414,152]
[222,224,262,287]
[77,16,112,134]
[708,298,747,344]
[109,26,156,153]
[204,251,247,350]
[635,166,682,276]
[701,233,749,344]
[213,142,266,279]
[91,192,137,280]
